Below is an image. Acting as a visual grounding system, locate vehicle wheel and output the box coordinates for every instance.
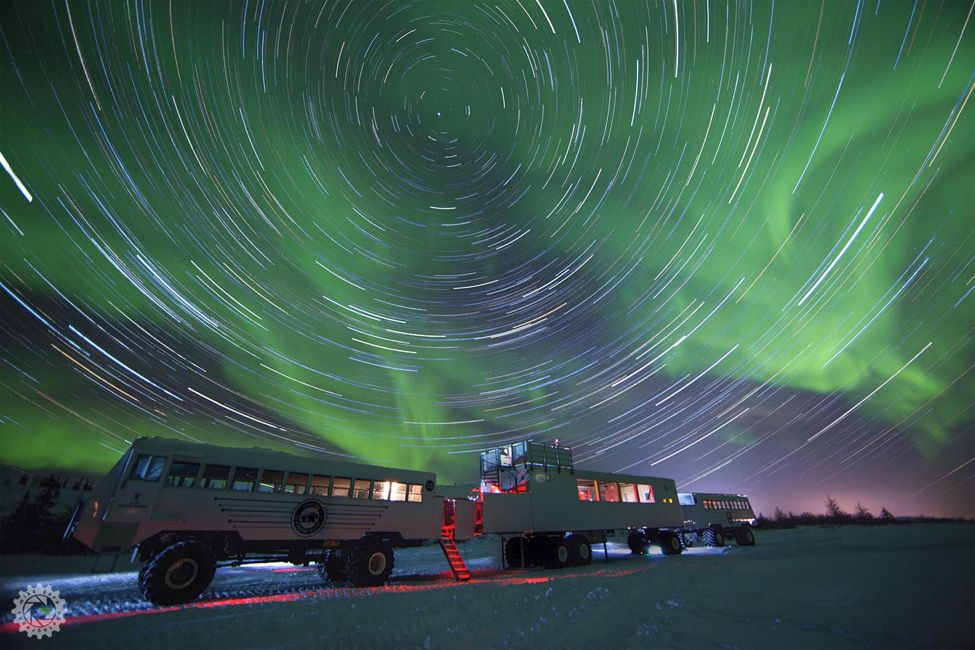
[504,536,531,568]
[138,562,150,594]
[317,549,348,583]
[545,537,572,569]
[627,530,650,555]
[736,527,756,546]
[140,540,216,606]
[347,542,394,587]
[701,528,716,547]
[660,531,683,555]
[713,529,725,547]
[567,535,592,566]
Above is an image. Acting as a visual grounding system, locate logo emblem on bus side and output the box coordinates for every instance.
[292,500,327,536]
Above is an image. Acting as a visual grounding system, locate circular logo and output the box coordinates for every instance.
[12,583,66,639]
[292,500,326,536]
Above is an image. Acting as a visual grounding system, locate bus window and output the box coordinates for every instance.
[352,479,371,499]
[130,455,167,482]
[309,475,330,496]
[284,472,308,495]
[576,479,598,501]
[598,482,620,502]
[390,482,408,501]
[638,484,655,503]
[619,483,639,503]
[166,461,200,488]
[258,470,284,493]
[407,484,423,503]
[332,477,351,498]
[372,481,390,500]
[200,464,230,489]
[232,467,258,491]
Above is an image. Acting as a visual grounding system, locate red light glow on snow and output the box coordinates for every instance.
[0,563,653,634]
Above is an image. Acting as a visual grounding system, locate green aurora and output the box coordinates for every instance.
[1,1,972,515]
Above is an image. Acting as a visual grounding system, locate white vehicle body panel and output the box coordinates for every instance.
[678,492,755,530]
[73,437,441,553]
[482,468,684,534]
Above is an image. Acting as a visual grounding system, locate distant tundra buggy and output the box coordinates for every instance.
[66,437,756,605]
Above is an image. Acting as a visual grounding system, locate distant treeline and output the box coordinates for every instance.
[0,479,93,555]
[754,494,972,529]
[2,472,95,491]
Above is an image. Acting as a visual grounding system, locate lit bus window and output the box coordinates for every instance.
[598,482,620,502]
[576,479,598,501]
[166,461,200,488]
[129,455,167,482]
[200,464,230,490]
[332,477,352,498]
[389,482,408,501]
[352,479,371,499]
[619,483,639,503]
[638,484,655,503]
[373,481,390,500]
[284,472,308,495]
[309,475,330,496]
[408,484,423,503]
[232,467,258,491]
[258,470,284,493]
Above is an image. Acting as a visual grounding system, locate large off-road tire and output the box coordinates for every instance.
[702,527,724,547]
[567,534,592,566]
[736,526,756,546]
[138,560,152,593]
[544,537,572,569]
[504,536,531,568]
[140,540,216,606]
[660,531,683,555]
[347,542,394,587]
[317,549,348,583]
[627,530,650,555]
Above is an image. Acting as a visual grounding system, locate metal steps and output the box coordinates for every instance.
[438,525,471,581]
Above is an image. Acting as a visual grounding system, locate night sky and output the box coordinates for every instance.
[1,1,972,517]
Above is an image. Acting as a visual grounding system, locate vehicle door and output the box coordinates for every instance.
[106,451,170,521]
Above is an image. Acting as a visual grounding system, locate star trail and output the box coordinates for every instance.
[1,1,972,516]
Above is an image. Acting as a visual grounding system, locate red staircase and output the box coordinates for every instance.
[440,499,471,582]
[439,525,471,581]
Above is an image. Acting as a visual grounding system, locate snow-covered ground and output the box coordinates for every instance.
[2,524,972,649]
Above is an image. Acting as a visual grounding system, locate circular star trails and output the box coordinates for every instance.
[0,1,972,517]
